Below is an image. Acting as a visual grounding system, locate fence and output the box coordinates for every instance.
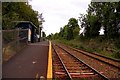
[2,29,28,62]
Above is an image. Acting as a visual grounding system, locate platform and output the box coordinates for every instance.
[2,41,50,79]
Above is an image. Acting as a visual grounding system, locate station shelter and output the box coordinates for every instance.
[15,21,37,43]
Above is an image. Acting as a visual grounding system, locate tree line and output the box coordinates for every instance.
[47,2,120,41]
[80,2,120,39]
[47,18,80,40]
[2,2,40,29]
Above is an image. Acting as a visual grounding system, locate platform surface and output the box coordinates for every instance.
[2,41,49,79]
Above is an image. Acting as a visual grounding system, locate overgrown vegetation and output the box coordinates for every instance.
[2,2,40,29]
[54,37,120,59]
[47,2,120,59]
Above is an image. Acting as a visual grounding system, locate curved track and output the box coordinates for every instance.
[52,44,109,80]
[55,43,120,79]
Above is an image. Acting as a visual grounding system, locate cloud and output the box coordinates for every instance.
[29,0,91,35]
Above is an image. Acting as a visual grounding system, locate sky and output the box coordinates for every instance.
[29,0,91,36]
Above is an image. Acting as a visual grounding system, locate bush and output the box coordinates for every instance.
[113,50,120,59]
[114,39,120,48]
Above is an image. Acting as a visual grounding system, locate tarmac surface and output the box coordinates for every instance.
[2,41,49,80]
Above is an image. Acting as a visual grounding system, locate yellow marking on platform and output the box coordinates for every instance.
[35,73,39,80]
[47,41,52,79]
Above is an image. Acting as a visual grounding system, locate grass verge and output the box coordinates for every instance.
[53,38,120,59]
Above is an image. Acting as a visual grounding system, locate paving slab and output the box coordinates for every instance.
[2,41,49,80]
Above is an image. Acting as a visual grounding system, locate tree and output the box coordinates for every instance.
[2,2,39,29]
[80,2,120,38]
[53,33,59,39]
[42,31,46,38]
[58,18,80,40]
[59,27,64,39]
[63,25,73,40]
[42,31,46,41]
[68,18,80,39]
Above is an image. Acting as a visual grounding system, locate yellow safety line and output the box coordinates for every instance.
[35,73,39,80]
[47,41,52,79]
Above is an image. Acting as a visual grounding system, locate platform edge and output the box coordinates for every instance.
[47,41,52,79]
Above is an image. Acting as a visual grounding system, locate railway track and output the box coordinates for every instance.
[54,43,120,79]
[52,44,109,80]
[64,45,120,69]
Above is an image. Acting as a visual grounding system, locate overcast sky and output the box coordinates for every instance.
[29,0,91,36]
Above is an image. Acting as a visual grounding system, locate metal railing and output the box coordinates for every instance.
[2,29,28,62]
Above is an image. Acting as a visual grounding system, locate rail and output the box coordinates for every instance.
[52,44,72,79]
[53,43,109,80]
[66,46,120,69]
